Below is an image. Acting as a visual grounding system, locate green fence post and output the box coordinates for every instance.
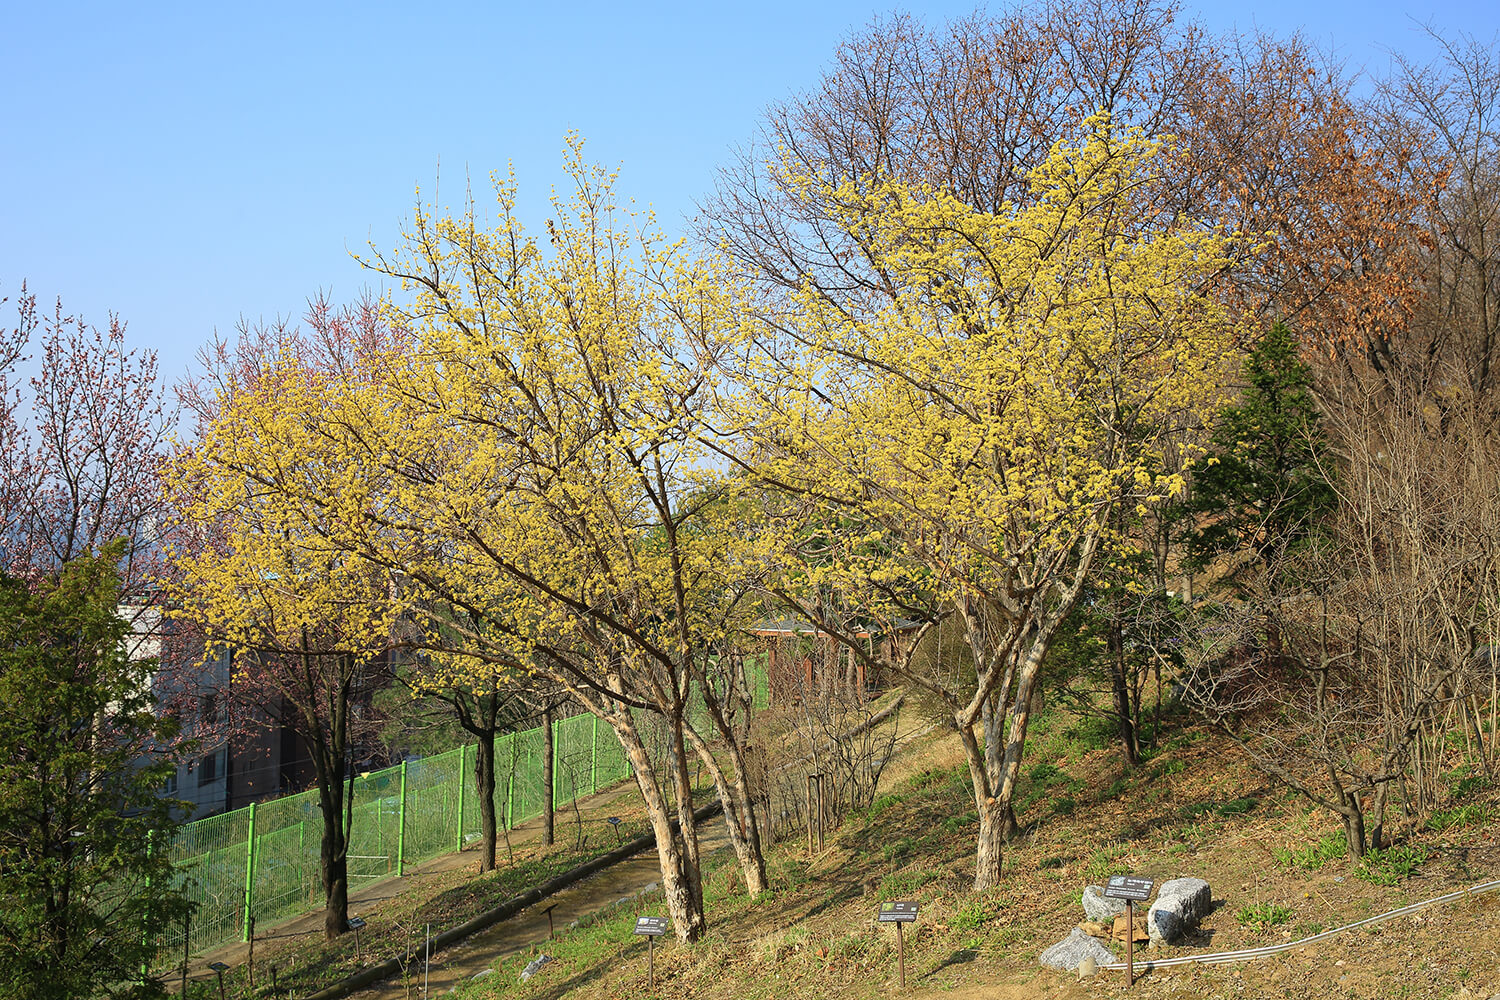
[456,745,467,854]
[397,759,408,876]
[590,716,598,794]
[299,820,307,904]
[241,802,257,942]
[505,764,515,830]
[140,828,154,983]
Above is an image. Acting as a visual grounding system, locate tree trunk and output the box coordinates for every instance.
[542,706,555,847]
[475,732,498,872]
[1340,787,1367,858]
[688,727,768,895]
[1369,781,1389,852]
[962,648,1046,890]
[615,717,705,941]
[669,718,703,905]
[323,852,349,941]
[973,795,1007,889]
[1109,622,1139,768]
[317,777,350,940]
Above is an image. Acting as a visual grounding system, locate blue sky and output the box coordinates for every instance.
[4,1,1496,381]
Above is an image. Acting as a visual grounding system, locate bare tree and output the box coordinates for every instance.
[1190,358,1498,855]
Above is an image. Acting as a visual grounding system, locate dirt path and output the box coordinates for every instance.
[366,699,937,998]
[353,823,733,998]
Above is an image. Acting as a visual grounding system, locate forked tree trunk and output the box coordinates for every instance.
[961,648,1047,890]
[615,718,705,942]
[687,727,768,895]
[1340,787,1368,858]
[685,656,769,896]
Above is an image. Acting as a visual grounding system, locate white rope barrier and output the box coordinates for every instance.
[1096,876,1500,973]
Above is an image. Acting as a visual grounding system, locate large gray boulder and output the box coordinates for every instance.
[1146,877,1212,945]
[1039,928,1117,972]
[1081,885,1128,923]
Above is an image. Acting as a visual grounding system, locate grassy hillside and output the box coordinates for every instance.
[451,709,1500,1000]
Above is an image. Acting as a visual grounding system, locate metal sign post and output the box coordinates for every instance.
[607,816,622,845]
[815,773,827,850]
[543,903,557,939]
[180,913,190,998]
[1102,876,1155,988]
[876,901,919,990]
[208,961,229,1000]
[806,775,818,854]
[348,917,367,963]
[634,916,669,989]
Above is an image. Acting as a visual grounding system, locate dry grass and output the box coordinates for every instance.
[451,708,1500,1000]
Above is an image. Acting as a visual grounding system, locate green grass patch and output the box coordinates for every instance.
[1427,802,1491,831]
[879,868,940,896]
[1178,801,1215,821]
[1029,762,1063,785]
[1151,758,1186,779]
[1450,772,1491,801]
[1235,901,1293,931]
[1353,844,1427,886]
[1082,843,1130,884]
[942,810,979,832]
[950,893,1009,934]
[882,835,919,863]
[1272,832,1347,871]
[1062,716,1115,752]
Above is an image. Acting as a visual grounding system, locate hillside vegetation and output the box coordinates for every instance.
[450,711,1500,1000]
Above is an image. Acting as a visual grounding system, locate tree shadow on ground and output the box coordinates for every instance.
[924,947,979,979]
[800,878,864,922]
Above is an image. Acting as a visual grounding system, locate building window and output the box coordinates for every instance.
[164,772,178,795]
[199,693,218,725]
[199,751,218,786]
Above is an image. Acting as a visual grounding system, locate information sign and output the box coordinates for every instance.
[1101,875,1154,987]
[1103,875,1155,902]
[634,916,670,936]
[876,901,919,988]
[635,915,669,988]
[876,900,919,922]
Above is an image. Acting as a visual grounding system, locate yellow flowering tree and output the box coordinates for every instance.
[162,313,406,940]
[739,117,1240,888]
[349,139,768,939]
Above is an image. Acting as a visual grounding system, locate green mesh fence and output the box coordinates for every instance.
[155,701,664,961]
[156,661,760,963]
